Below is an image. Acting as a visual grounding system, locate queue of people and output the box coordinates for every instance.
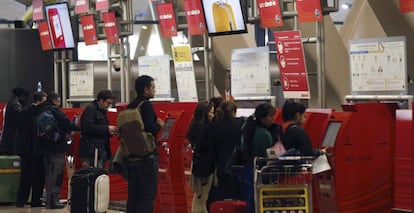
[185,99,327,213]
[0,75,325,213]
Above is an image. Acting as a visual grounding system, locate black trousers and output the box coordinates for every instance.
[126,155,158,213]
[16,154,45,205]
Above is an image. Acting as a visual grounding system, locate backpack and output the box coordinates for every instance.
[36,109,60,143]
[117,101,156,158]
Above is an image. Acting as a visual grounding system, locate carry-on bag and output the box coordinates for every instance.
[0,155,20,203]
[69,149,109,213]
[210,200,247,213]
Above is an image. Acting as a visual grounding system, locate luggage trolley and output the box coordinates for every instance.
[254,156,314,213]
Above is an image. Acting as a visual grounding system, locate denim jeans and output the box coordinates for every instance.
[126,155,158,213]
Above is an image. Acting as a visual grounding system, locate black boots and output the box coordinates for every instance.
[46,193,65,209]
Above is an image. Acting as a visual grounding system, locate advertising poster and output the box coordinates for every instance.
[38,21,53,51]
[231,46,271,98]
[33,0,44,21]
[45,3,75,49]
[102,12,120,44]
[296,0,323,22]
[69,63,94,98]
[157,3,178,38]
[96,0,110,11]
[400,0,414,12]
[171,44,198,102]
[81,15,98,45]
[201,0,246,34]
[75,0,89,14]
[274,30,310,99]
[256,0,283,28]
[138,55,172,99]
[184,0,207,35]
[349,37,407,94]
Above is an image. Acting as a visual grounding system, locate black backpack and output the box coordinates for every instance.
[36,109,61,143]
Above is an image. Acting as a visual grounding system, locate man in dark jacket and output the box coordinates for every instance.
[35,92,80,209]
[0,87,29,154]
[15,92,47,208]
[126,75,164,213]
[79,90,116,168]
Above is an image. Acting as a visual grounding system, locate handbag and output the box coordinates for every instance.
[266,137,286,159]
[225,146,243,175]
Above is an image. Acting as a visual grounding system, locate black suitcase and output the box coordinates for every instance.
[69,149,109,213]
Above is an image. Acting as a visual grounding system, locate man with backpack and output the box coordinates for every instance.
[34,92,80,209]
[125,75,164,213]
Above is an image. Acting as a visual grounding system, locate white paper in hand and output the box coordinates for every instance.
[312,154,331,174]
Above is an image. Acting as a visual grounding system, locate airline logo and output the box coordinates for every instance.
[83,24,94,30]
[104,22,116,27]
[159,14,173,20]
[33,7,42,13]
[258,0,277,8]
[40,30,49,36]
[186,9,200,16]
[76,0,86,5]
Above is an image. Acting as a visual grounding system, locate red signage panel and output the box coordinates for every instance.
[296,0,323,22]
[183,0,207,35]
[81,15,98,45]
[38,21,52,51]
[96,0,110,11]
[156,3,178,38]
[400,0,414,12]
[274,30,310,99]
[75,0,89,14]
[32,0,44,21]
[256,0,283,28]
[102,12,120,44]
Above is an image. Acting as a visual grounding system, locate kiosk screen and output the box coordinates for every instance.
[322,122,342,147]
[160,118,175,139]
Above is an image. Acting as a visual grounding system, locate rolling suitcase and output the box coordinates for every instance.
[0,155,20,203]
[69,149,109,213]
[210,200,247,213]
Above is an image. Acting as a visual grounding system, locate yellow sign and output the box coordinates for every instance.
[172,45,192,62]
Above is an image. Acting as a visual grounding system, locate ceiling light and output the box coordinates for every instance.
[341,3,352,9]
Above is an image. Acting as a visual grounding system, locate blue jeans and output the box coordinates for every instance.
[126,155,158,213]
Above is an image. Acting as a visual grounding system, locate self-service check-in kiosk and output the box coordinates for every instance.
[315,103,397,213]
[393,109,413,212]
[153,102,197,213]
[157,110,190,212]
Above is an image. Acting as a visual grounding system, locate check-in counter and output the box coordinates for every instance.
[315,103,397,213]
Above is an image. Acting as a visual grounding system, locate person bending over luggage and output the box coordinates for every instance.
[35,92,81,209]
[186,101,215,213]
[126,75,164,213]
[208,101,244,203]
[15,92,47,208]
[240,103,277,213]
[79,90,117,168]
[281,100,326,157]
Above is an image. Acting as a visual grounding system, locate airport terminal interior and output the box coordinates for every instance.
[2,0,414,212]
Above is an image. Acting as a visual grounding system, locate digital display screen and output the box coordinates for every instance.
[322,122,342,147]
[160,118,175,139]
[45,2,75,49]
[201,0,247,36]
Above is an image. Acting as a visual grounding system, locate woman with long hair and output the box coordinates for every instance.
[186,101,215,213]
[241,103,277,213]
[208,101,244,202]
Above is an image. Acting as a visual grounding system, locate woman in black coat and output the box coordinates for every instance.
[208,101,244,202]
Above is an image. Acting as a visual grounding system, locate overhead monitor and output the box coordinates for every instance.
[322,122,342,147]
[201,0,247,36]
[45,2,75,49]
[160,118,176,139]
